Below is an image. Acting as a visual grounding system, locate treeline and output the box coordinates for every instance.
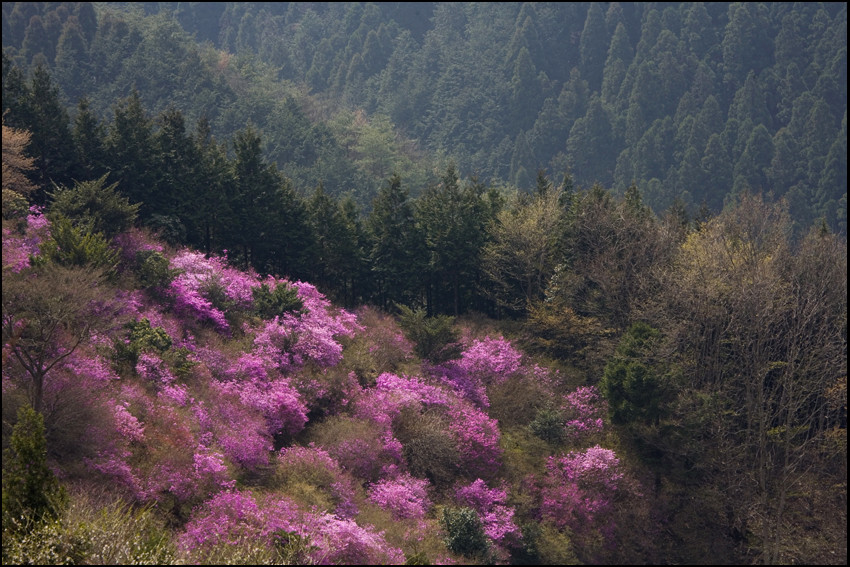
[2,2,846,232]
[1,2,435,209]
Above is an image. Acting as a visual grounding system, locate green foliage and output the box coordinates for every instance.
[37,215,119,273]
[397,305,462,364]
[2,405,68,534]
[113,317,172,367]
[48,174,139,239]
[251,282,305,320]
[2,188,29,220]
[600,322,669,426]
[2,489,175,565]
[439,506,489,559]
[393,407,460,488]
[135,249,177,289]
[529,407,567,446]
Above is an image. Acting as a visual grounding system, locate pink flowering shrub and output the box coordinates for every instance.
[220,353,309,436]
[562,386,606,439]
[178,490,301,551]
[309,416,406,482]
[455,479,521,546]
[306,511,405,565]
[277,445,358,518]
[167,250,261,333]
[112,227,164,265]
[448,401,503,479]
[195,388,272,469]
[457,336,524,385]
[1,206,51,272]
[426,362,490,408]
[368,473,432,520]
[180,488,404,564]
[541,445,623,532]
[354,372,452,428]
[252,282,359,373]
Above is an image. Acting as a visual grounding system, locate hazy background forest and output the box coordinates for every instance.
[2,2,847,565]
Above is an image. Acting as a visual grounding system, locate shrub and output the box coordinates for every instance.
[48,175,139,239]
[439,506,489,558]
[251,281,304,320]
[37,215,119,274]
[2,405,68,533]
[367,473,431,520]
[397,305,462,364]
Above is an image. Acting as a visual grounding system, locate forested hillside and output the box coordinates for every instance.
[2,2,847,230]
[2,2,847,565]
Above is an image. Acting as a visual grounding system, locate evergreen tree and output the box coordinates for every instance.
[106,89,156,214]
[367,173,424,310]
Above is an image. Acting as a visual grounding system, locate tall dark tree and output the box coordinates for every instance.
[367,173,424,311]
[105,89,156,214]
[416,164,487,315]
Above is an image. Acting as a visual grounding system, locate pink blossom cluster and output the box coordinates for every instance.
[112,227,163,265]
[368,473,432,519]
[167,250,262,333]
[455,479,521,545]
[2,206,51,272]
[427,362,490,408]
[448,402,503,479]
[112,402,145,442]
[196,390,273,468]
[178,490,301,551]
[169,277,231,332]
[136,352,177,385]
[354,372,451,427]
[221,353,308,436]
[322,427,406,483]
[541,445,623,530]
[457,336,523,384]
[307,511,405,565]
[562,386,606,439]
[60,351,121,384]
[170,250,257,308]
[252,285,359,372]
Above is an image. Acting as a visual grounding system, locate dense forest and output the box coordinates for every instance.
[2,2,847,565]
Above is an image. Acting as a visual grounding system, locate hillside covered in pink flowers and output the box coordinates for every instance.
[3,204,640,564]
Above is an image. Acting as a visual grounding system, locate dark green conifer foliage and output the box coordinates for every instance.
[367,173,423,310]
[72,96,108,180]
[2,405,68,534]
[106,89,156,212]
[48,174,138,239]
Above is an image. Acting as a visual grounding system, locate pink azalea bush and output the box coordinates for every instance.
[1,206,51,272]
[455,479,521,546]
[541,445,624,532]
[354,372,451,427]
[253,282,360,372]
[562,385,606,439]
[448,401,503,479]
[178,489,302,551]
[457,336,524,384]
[368,473,432,520]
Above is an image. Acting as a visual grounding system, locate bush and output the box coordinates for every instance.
[37,215,119,274]
[440,506,489,558]
[251,282,304,320]
[2,405,68,534]
[397,305,462,364]
[135,249,177,289]
[48,175,139,239]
